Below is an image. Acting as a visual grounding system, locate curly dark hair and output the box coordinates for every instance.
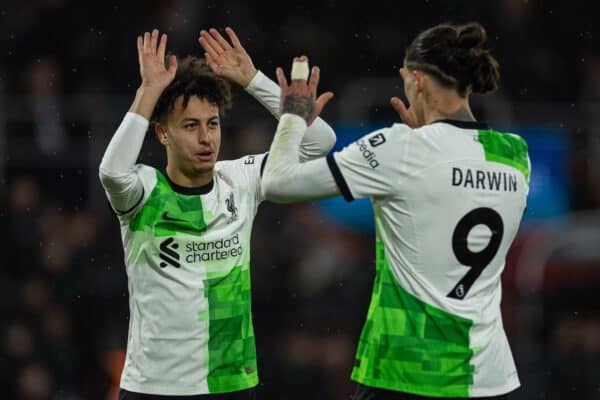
[405,22,500,97]
[151,55,232,124]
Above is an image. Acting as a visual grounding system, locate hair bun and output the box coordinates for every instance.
[469,50,500,94]
[404,21,500,96]
[457,22,487,49]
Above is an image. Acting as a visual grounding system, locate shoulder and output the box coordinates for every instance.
[215,153,268,185]
[478,128,529,155]
[346,123,413,150]
[215,153,267,172]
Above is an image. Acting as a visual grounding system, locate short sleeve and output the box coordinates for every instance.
[327,124,412,201]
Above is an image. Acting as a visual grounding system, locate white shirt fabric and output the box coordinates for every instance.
[263,113,530,397]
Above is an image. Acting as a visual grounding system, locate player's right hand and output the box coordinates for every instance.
[276,56,334,125]
[137,29,177,91]
[391,96,420,128]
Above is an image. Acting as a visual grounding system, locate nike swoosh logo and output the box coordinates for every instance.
[162,212,186,222]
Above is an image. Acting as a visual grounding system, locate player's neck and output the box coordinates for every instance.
[424,95,475,125]
[165,164,213,188]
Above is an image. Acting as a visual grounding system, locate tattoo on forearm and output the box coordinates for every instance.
[282,94,315,121]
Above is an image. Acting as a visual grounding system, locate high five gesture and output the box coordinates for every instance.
[276,56,334,126]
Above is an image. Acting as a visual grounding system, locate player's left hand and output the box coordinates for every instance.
[276,56,334,126]
[199,27,257,88]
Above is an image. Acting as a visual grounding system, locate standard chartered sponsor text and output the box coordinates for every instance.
[184,233,243,263]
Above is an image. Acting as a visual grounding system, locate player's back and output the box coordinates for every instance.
[348,120,529,397]
[392,120,529,307]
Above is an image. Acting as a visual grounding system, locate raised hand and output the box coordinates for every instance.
[199,27,257,88]
[276,56,334,125]
[390,96,419,128]
[137,29,177,91]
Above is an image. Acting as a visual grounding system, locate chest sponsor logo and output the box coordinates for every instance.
[159,237,180,268]
[157,233,244,268]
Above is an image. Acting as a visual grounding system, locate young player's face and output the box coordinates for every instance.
[162,95,221,176]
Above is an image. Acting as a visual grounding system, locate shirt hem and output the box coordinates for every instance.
[352,375,520,398]
[120,376,258,396]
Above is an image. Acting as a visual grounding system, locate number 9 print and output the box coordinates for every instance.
[448,207,504,300]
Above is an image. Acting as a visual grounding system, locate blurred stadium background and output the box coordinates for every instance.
[1,1,599,399]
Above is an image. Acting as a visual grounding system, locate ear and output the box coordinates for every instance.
[155,123,169,146]
[414,70,426,93]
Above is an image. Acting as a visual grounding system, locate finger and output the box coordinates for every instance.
[157,33,168,60]
[199,34,221,60]
[143,31,151,54]
[209,28,233,51]
[204,52,220,73]
[291,56,309,83]
[202,29,225,54]
[150,29,159,54]
[390,97,415,127]
[308,66,320,92]
[275,67,289,91]
[137,35,143,56]
[307,92,334,125]
[225,26,243,50]
[167,54,178,75]
[390,96,408,116]
[315,91,334,111]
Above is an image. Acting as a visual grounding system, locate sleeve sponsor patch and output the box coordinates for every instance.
[368,132,386,147]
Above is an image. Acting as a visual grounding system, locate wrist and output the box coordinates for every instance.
[129,85,163,120]
[281,94,315,123]
[137,84,165,97]
[241,68,259,88]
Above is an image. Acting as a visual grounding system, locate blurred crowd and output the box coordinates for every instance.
[1,0,599,399]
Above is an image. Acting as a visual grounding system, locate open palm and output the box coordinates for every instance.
[137,29,177,90]
[199,27,257,88]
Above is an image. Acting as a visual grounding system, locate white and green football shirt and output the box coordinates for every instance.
[115,154,266,395]
[328,120,529,397]
[99,70,336,396]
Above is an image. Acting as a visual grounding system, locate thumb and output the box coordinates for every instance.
[167,55,178,75]
[390,96,416,128]
[307,92,334,125]
[390,96,407,115]
[316,91,334,111]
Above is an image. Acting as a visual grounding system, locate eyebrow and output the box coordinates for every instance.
[182,115,219,121]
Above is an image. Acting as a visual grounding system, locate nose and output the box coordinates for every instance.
[197,124,212,144]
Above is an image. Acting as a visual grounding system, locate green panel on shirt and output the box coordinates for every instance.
[478,129,530,183]
[205,264,257,393]
[352,240,475,397]
[129,170,208,237]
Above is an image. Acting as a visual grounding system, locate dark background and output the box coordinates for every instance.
[1,1,599,399]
